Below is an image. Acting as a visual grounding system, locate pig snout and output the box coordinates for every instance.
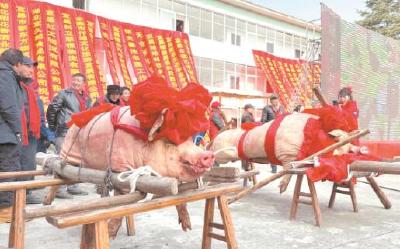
[198,151,215,168]
[191,151,215,173]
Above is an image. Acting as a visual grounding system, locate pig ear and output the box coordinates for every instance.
[148,108,168,141]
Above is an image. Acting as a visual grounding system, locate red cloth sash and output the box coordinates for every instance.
[20,82,40,145]
[237,130,250,160]
[264,115,287,165]
[110,107,148,141]
[237,116,287,164]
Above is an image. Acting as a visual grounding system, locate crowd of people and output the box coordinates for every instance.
[0,48,132,222]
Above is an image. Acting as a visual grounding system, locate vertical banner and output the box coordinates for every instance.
[98,17,199,90]
[0,0,13,52]
[253,50,321,110]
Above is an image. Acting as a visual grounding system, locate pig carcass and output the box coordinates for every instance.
[61,106,215,183]
[209,111,359,192]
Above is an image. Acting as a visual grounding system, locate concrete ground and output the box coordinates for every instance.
[1,163,400,249]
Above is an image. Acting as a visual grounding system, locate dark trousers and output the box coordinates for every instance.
[20,135,38,182]
[0,143,21,207]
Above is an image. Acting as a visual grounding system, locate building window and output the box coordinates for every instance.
[73,0,85,10]
[266,42,274,53]
[230,33,241,46]
[200,9,212,39]
[188,6,200,36]
[229,75,240,89]
[213,59,224,88]
[295,49,304,58]
[176,19,184,32]
[213,13,224,42]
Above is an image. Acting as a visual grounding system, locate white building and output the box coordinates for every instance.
[41,0,321,118]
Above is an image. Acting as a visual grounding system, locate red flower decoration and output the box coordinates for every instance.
[130,75,212,145]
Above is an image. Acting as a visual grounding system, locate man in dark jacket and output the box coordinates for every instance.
[47,73,92,199]
[209,101,226,140]
[260,95,284,123]
[260,95,284,173]
[0,48,25,221]
[17,57,43,204]
[93,85,121,106]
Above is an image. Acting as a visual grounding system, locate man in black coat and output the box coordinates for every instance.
[0,48,25,221]
[260,95,285,173]
[47,73,92,199]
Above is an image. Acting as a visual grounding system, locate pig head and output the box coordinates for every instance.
[61,106,214,182]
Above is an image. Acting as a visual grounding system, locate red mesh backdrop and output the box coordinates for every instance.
[321,4,400,140]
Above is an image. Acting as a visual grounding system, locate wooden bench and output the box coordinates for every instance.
[288,168,392,227]
[46,184,241,249]
[0,172,136,249]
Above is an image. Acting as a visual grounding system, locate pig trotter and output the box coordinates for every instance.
[176,204,192,231]
[279,174,292,194]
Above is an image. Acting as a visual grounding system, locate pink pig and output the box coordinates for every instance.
[61,106,215,182]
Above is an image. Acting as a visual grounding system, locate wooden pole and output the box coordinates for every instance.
[0,170,45,180]
[366,176,392,209]
[349,161,400,175]
[313,86,329,106]
[25,192,145,219]
[228,171,287,204]
[38,156,179,196]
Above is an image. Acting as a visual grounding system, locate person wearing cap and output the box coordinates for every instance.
[260,95,284,173]
[241,103,255,124]
[0,48,26,221]
[47,73,92,199]
[18,56,43,204]
[240,103,256,172]
[209,101,226,140]
[93,85,121,106]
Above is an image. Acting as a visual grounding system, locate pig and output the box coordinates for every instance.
[209,112,357,193]
[61,106,215,235]
[61,106,215,182]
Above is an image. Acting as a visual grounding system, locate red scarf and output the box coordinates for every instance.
[20,82,41,145]
[72,89,88,111]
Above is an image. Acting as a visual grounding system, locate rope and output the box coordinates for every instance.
[213,146,237,156]
[117,165,161,201]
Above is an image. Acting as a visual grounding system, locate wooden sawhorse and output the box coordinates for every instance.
[288,168,392,227]
[46,184,241,249]
[288,168,322,226]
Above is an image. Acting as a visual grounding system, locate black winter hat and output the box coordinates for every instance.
[106,85,121,94]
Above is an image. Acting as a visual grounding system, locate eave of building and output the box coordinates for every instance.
[217,0,321,32]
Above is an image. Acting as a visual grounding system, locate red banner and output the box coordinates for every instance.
[253,50,321,110]
[1,0,198,105]
[97,17,198,90]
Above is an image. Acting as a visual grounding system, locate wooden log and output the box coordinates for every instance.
[203,176,239,183]
[47,184,241,228]
[239,170,260,179]
[0,170,45,180]
[350,160,400,175]
[38,155,178,196]
[204,167,240,178]
[313,86,329,107]
[25,192,145,219]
